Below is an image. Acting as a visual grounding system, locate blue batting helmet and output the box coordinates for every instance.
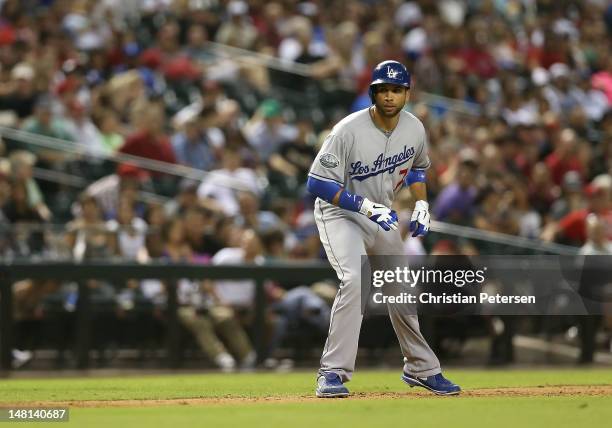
[368,60,411,103]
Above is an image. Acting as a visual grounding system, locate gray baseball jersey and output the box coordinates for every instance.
[309,107,430,210]
[309,107,440,383]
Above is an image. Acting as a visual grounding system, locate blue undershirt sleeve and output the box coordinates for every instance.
[306,176,363,212]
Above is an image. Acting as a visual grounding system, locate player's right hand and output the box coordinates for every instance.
[359,198,398,231]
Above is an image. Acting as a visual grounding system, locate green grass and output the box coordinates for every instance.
[1,368,611,402]
[67,397,611,428]
[1,369,611,427]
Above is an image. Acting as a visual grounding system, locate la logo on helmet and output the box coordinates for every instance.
[386,66,401,79]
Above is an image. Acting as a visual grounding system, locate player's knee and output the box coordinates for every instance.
[338,272,361,289]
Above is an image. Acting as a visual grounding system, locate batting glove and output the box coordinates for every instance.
[409,200,430,237]
[359,198,398,231]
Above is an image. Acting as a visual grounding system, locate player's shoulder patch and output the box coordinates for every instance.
[319,153,340,169]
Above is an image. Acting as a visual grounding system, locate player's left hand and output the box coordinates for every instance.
[409,200,430,237]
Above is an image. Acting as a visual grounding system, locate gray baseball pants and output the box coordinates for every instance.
[315,199,441,382]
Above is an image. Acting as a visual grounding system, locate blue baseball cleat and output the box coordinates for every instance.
[402,372,461,396]
[316,372,350,398]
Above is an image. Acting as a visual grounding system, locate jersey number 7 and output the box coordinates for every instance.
[394,168,409,191]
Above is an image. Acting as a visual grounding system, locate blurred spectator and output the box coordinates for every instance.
[510,178,542,239]
[176,283,256,371]
[157,213,256,369]
[291,211,323,259]
[211,228,264,310]
[183,206,218,259]
[573,74,609,123]
[544,129,586,185]
[105,71,147,119]
[549,171,585,220]
[8,150,50,221]
[432,158,478,224]
[12,278,61,368]
[172,94,230,152]
[266,281,335,366]
[473,186,519,235]
[0,62,38,120]
[65,194,117,261]
[260,228,288,261]
[450,23,498,79]
[543,174,612,245]
[196,145,261,217]
[308,21,360,86]
[160,217,192,262]
[164,178,200,218]
[116,99,177,196]
[3,178,44,223]
[93,109,125,155]
[235,191,280,232]
[542,63,580,116]
[243,99,298,162]
[120,101,176,173]
[106,196,149,262]
[171,117,216,171]
[592,55,612,104]
[215,1,257,50]
[20,96,75,166]
[579,214,612,255]
[2,178,46,256]
[85,163,148,220]
[144,202,167,259]
[64,101,105,159]
[268,119,317,197]
[183,23,215,64]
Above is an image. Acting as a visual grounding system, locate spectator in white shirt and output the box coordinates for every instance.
[197,145,262,217]
[579,214,612,255]
[212,229,264,310]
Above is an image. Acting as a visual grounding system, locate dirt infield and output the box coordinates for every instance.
[4,385,612,408]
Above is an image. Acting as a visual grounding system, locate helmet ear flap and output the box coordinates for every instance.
[368,85,376,103]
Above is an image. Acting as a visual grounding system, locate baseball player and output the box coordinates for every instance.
[307,60,461,397]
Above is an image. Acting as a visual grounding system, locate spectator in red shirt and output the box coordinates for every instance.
[544,128,586,185]
[449,28,498,80]
[543,174,612,245]
[119,101,176,195]
[528,162,560,216]
[527,31,569,70]
[120,101,176,175]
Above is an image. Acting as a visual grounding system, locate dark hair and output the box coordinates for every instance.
[161,217,184,241]
[475,186,496,205]
[260,229,285,252]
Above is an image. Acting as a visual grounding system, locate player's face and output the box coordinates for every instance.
[374,84,408,118]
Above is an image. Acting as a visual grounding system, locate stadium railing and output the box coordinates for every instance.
[0,261,336,372]
[1,255,604,373]
[0,127,263,193]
